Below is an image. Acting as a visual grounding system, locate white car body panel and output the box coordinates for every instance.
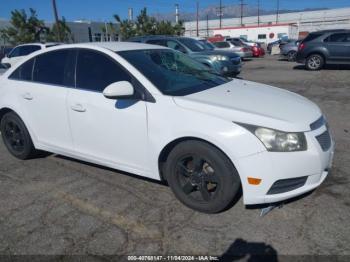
[1,56,24,67]
[0,42,334,205]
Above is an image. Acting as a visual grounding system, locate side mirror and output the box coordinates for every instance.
[103,81,134,99]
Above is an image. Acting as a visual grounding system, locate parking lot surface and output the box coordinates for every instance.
[0,55,349,259]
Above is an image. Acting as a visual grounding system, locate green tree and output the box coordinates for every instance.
[114,8,185,40]
[2,8,47,45]
[135,8,157,36]
[48,17,73,42]
[113,15,136,41]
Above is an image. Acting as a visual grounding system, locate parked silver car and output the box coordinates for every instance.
[212,41,253,59]
[280,40,301,62]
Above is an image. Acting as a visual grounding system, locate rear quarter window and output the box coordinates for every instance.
[9,59,34,81]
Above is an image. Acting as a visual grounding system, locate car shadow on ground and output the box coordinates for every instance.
[293,64,350,71]
[219,238,278,262]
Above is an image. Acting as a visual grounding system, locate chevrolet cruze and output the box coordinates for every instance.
[0,42,334,213]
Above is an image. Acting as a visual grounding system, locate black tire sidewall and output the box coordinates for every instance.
[0,112,35,160]
[287,51,296,62]
[165,141,241,213]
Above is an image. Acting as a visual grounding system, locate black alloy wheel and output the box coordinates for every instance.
[176,154,220,202]
[287,51,297,62]
[306,54,324,70]
[166,141,241,213]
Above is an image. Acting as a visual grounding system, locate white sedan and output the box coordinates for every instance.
[0,42,334,213]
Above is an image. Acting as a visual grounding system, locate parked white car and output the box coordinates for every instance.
[1,43,60,67]
[0,42,334,213]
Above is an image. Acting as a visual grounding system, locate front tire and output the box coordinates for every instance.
[0,112,37,159]
[165,141,241,213]
[305,54,324,70]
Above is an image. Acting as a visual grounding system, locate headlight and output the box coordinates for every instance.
[239,124,307,152]
[211,55,229,61]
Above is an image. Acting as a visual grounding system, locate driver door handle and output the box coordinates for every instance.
[22,93,33,100]
[71,103,86,112]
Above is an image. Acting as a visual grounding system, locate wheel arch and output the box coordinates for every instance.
[157,136,239,182]
[0,107,15,123]
[0,106,37,146]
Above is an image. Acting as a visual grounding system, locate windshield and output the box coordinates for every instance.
[178,38,207,52]
[199,40,215,50]
[118,49,229,96]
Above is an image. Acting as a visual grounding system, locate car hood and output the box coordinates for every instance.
[173,79,321,132]
[190,50,240,58]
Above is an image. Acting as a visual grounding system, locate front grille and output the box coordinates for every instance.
[310,116,326,130]
[316,130,331,151]
[267,176,308,195]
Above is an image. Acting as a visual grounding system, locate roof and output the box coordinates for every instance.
[80,41,168,51]
[14,42,61,48]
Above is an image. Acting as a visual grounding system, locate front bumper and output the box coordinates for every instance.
[234,124,335,205]
[216,59,242,76]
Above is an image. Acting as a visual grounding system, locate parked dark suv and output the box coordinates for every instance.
[128,36,242,77]
[296,29,350,70]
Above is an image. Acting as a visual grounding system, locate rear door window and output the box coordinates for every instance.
[19,45,41,56]
[325,33,350,43]
[214,42,230,48]
[146,39,167,46]
[9,59,34,81]
[8,47,20,58]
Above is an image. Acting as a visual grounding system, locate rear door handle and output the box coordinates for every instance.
[22,93,33,100]
[71,103,86,112]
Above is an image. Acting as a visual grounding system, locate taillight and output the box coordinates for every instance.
[299,43,305,51]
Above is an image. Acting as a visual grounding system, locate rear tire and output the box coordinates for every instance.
[305,54,324,70]
[165,140,241,213]
[0,112,37,160]
[287,51,297,62]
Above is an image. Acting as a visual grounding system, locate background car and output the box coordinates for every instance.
[280,40,301,61]
[227,37,258,47]
[129,36,242,77]
[251,43,265,57]
[0,46,13,61]
[0,63,8,75]
[267,39,295,54]
[1,42,61,67]
[296,29,350,70]
[211,41,253,59]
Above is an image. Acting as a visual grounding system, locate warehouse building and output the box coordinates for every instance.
[184,7,350,41]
